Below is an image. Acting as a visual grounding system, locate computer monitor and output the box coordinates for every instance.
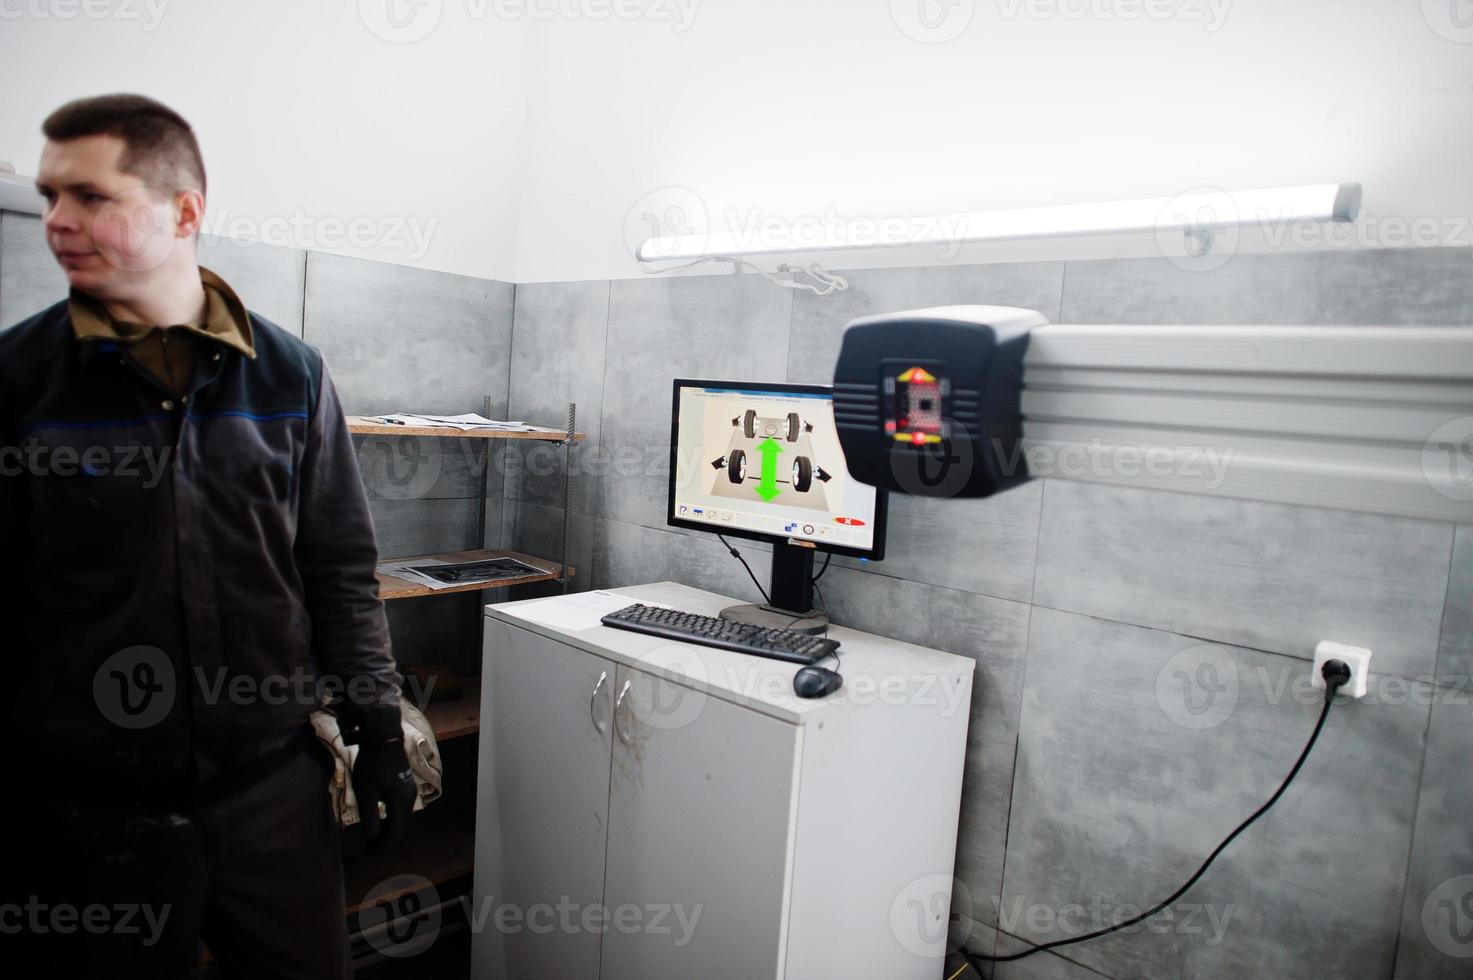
[669,379,887,632]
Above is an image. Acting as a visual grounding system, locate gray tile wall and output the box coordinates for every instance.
[508,245,1473,980]
[300,251,517,669]
[499,280,610,597]
[0,211,68,325]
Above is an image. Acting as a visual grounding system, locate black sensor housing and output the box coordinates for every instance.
[832,306,1044,499]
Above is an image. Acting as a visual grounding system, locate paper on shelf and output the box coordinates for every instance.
[373,413,537,431]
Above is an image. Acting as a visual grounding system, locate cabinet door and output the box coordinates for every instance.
[600,664,801,980]
[473,621,617,980]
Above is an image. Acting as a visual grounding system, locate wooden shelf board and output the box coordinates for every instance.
[348,416,585,442]
[422,678,481,742]
[343,805,475,916]
[376,548,573,601]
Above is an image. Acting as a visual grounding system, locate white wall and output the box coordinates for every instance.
[0,0,533,281]
[3,1,1470,284]
[513,0,1473,282]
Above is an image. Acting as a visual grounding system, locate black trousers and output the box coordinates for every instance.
[6,739,349,980]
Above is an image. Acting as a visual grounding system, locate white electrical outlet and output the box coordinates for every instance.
[1313,640,1372,699]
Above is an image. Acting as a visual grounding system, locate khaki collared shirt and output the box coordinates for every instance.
[70,267,256,399]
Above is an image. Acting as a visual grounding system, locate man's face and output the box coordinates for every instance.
[36,134,187,299]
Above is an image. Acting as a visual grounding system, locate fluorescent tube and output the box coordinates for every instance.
[636,183,1362,262]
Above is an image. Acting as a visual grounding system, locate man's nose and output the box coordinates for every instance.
[43,197,84,235]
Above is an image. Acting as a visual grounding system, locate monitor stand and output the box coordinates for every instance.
[718,540,830,635]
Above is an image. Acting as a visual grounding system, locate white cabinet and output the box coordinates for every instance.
[602,663,799,978]
[473,624,614,979]
[472,582,975,980]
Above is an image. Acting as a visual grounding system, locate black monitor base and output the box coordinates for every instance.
[717,539,829,635]
[718,602,829,635]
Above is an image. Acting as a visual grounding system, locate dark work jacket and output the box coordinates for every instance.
[0,299,400,798]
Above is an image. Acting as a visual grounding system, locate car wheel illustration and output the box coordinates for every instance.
[792,456,812,492]
[786,412,800,442]
[729,449,747,483]
[743,410,757,438]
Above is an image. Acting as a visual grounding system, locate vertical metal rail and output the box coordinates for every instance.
[560,402,576,590]
[476,394,492,549]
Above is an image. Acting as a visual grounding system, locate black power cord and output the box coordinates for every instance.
[714,535,836,614]
[715,533,771,605]
[969,658,1354,968]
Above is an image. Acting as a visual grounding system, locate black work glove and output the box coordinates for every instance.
[345,705,417,853]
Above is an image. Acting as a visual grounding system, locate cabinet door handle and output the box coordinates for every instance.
[590,671,609,734]
[613,679,633,745]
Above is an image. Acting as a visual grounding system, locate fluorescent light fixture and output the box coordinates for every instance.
[0,171,44,216]
[636,183,1362,263]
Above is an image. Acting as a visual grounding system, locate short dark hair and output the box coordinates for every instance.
[42,93,206,196]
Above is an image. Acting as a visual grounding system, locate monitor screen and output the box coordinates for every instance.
[668,380,885,558]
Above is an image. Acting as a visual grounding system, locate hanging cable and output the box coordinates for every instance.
[968,660,1353,967]
[715,533,771,606]
[639,255,849,295]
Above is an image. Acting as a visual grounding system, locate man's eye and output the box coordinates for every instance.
[83,193,108,204]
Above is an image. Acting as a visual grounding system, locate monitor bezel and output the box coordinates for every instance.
[667,378,888,561]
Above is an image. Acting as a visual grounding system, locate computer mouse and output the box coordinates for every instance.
[793,666,843,699]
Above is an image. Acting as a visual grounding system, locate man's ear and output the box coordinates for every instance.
[174,188,205,240]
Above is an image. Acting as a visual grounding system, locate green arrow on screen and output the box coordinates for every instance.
[756,437,782,501]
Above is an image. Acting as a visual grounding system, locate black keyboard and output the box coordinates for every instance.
[600,603,839,665]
